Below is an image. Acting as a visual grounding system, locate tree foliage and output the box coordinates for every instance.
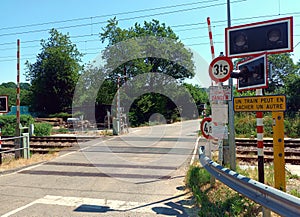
[100,18,195,84]
[183,83,208,114]
[283,73,300,113]
[267,53,299,92]
[0,82,32,108]
[25,28,83,114]
[267,53,300,113]
[98,18,197,126]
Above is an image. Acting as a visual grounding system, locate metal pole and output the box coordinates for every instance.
[15,39,21,159]
[206,17,216,186]
[272,111,286,191]
[256,89,264,183]
[0,127,2,165]
[256,89,271,217]
[227,0,236,171]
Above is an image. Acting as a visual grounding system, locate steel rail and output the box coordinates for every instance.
[198,146,300,217]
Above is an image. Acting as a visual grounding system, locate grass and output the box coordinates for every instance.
[0,153,58,172]
[290,189,300,198]
[186,165,259,216]
[186,163,300,216]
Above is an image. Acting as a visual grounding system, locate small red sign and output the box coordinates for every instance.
[200,117,212,139]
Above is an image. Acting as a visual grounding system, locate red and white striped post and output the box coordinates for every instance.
[256,89,264,183]
[207,17,217,185]
[17,39,20,127]
[15,39,21,158]
[207,17,215,60]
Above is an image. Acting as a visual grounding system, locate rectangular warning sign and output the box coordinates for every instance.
[234,95,286,112]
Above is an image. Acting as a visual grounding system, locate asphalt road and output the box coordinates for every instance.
[0,119,199,217]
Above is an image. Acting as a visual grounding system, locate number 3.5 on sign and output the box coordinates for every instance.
[209,56,233,83]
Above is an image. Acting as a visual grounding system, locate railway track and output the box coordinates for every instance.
[0,136,99,154]
[235,138,300,165]
[1,136,300,164]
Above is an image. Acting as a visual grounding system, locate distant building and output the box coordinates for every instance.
[6,106,31,115]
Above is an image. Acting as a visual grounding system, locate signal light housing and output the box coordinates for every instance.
[231,54,268,92]
[225,17,293,58]
[0,95,8,113]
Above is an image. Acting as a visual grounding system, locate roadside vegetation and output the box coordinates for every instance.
[0,17,299,215]
[186,164,300,216]
[0,153,58,173]
[234,112,300,138]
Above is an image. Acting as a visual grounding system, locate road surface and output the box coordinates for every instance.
[0,119,199,217]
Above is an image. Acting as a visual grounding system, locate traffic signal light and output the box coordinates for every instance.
[225,17,293,58]
[0,95,8,113]
[230,54,268,91]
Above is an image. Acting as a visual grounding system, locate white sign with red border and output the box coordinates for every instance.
[209,56,233,83]
[200,117,212,139]
[209,85,232,101]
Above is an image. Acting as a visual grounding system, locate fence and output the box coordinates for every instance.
[198,144,300,217]
[0,133,30,164]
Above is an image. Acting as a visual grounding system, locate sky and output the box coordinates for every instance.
[0,0,300,88]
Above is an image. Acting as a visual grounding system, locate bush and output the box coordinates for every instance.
[234,113,257,138]
[186,165,210,189]
[234,113,300,138]
[284,115,300,138]
[33,123,52,136]
[0,115,34,136]
[186,165,259,216]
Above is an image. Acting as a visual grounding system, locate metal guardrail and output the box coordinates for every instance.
[198,145,300,217]
[0,134,30,164]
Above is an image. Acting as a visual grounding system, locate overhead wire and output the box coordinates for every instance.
[0,0,220,31]
[0,0,233,37]
[0,0,300,63]
[0,0,243,62]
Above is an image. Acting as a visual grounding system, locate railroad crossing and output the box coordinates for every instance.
[0,120,199,217]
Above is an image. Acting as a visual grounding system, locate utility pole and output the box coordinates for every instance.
[15,39,21,159]
[227,0,236,171]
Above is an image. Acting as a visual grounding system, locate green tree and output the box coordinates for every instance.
[25,28,83,114]
[267,53,300,114]
[0,82,32,108]
[267,53,299,92]
[283,73,300,113]
[0,82,16,89]
[183,83,208,115]
[100,18,194,83]
[99,18,196,126]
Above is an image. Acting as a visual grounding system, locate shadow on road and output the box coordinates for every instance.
[73,192,196,216]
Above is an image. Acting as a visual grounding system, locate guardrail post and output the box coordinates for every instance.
[208,139,215,186]
[19,124,29,158]
[22,133,30,159]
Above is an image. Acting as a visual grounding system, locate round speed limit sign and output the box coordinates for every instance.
[209,56,233,82]
[200,117,212,139]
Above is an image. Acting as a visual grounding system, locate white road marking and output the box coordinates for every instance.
[1,194,178,216]
[190,136,201,165]
[1,200,37,217]
[0,137,115,178]
[130,129,141,133]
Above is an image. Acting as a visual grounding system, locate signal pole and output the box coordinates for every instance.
[15,39,21,159]
[227,0,236,171]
